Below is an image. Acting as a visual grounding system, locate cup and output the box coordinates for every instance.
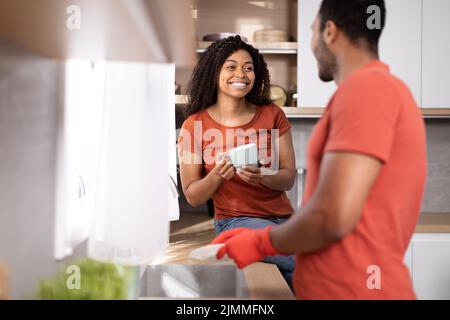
[226,143,258,168]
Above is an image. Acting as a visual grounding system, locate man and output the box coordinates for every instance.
[211,0,427,299]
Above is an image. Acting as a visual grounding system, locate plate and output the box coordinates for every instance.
[189,244,232,263]
[202,33,248,42]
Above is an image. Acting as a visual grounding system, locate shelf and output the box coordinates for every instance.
[175,95,189,105]
[197,41,297,54]
[175,96,450,119]
[421,108,450,118]
[282,107,324,119]
[283,107,450,119]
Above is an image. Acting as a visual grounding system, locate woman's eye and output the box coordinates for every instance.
[245,67,253,72]
[226,66,235,70]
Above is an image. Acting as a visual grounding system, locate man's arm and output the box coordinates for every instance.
[270,151,382,254]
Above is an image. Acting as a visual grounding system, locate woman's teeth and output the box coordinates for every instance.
[229,82,248,89]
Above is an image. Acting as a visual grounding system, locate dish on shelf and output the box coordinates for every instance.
[270,85,287,107]
[254,28,289,42]
[286,84,297,107]
[202,33,248,42]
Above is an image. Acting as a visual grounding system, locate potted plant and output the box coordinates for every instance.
[36,259,139,300]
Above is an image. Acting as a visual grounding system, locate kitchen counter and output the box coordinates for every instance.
[161,217,294,299]
[0,263,8,300]
[416,212,450,233]
[160,211,450,299]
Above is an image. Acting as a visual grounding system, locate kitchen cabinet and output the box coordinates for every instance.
[404,232,450,300]
[379,0,422,105]
[422,0,450,108]
[287,168,306,211]
[298,0,421,108]
[404,241,413,279]
[178,0,450,115]
[410,233,450,300]
[297,0,336,108]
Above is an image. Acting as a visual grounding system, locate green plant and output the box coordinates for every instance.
[36,259,137,300]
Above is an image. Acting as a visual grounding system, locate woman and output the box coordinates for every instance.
[177,36,296,285]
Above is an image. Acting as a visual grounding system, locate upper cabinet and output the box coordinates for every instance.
[379,0,422,105]
[298,0,421,108]
[422,0,450,108]
[297,0,336,108]
[179,0,450,114]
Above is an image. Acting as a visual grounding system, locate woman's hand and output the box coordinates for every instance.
[211,154,235,181]
[236,165,264,186]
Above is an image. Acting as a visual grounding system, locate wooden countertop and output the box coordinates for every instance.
[416,213,450,233]
[159,217,295,299]
[282,107,450,119]
[0,263,8,300]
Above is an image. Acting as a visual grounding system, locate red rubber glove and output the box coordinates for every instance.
[211,226,279,269]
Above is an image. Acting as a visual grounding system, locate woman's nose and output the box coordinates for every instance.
[234,68,245,78]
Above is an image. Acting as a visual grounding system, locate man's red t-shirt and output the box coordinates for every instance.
[294,60,427,299]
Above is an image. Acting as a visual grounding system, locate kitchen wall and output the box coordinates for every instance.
[0,38,68,299]
[289,118,450,213]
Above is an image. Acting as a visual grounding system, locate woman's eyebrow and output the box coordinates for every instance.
[224,59,253,65]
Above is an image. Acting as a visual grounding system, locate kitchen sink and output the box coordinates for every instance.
[139,264,249,299]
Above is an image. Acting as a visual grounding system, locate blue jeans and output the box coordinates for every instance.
[214,216,295,289]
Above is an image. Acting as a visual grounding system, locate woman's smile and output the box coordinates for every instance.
[228,80,250,90]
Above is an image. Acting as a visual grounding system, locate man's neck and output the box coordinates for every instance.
[334,48,379,85]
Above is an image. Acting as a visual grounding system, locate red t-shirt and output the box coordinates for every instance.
[294,61,427,299]
[178,104,294,219]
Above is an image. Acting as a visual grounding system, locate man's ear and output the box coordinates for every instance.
[322,20,338,45]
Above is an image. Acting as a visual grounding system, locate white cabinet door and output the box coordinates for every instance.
[412,233,450,300]
[298,0,422,108]
[379,0,422,105]
[297,0,336,108]
[287,168,306,212]
[422,0,450,108]
[404,240,413,279]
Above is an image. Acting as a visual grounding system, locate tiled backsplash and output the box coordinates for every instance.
[289,118,450,213]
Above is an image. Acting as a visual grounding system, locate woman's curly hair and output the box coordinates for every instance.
[184,35,272,118]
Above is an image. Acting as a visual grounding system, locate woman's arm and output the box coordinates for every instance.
[179,151,235,207]
[236,130,296,191]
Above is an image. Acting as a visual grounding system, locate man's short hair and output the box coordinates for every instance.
[319,0,386,54]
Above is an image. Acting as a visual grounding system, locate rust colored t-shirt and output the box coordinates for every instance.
[294,61,427,299]
[178,104,294,220]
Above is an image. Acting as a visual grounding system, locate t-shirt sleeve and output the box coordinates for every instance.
[177,115,202,157]
[273,104,292,137]
[324,74,400,163]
